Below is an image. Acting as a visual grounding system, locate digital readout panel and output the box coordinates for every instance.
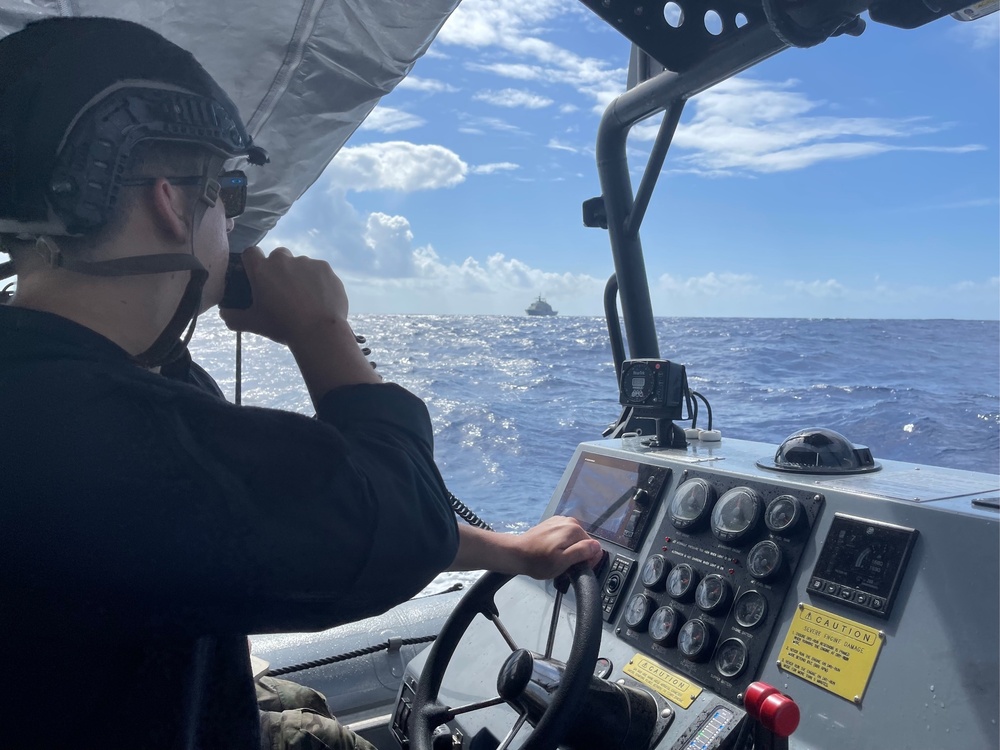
[809,513,918,618]
[554,452,669,550]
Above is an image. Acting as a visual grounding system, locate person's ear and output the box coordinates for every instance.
[148,178,192,244]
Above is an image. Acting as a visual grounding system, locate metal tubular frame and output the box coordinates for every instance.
[594,24,788,360]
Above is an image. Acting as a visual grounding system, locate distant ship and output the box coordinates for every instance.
[525,295,557,316]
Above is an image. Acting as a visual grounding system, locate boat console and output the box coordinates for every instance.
[392,435,999,749]
[227,0,999,746]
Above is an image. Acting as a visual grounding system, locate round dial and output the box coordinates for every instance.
[678,619,714,661]
[666,563,699,602]
[747,540,784,581]
[624,593,654,631]
[669,478,717,531]
[711,487,762,544]
[695,574,732,615]
[734,590,768,629]
[640,554,671,591]
[649,606,683,646]
[765,495,803,535]
[715,638,749,679]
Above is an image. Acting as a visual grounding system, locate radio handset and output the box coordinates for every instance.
[221,252,253,309]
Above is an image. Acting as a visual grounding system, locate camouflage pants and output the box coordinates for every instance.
[257,676,377,750]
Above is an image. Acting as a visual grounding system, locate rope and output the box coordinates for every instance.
[266,634,438,677]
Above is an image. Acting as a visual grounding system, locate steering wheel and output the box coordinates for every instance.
[410,563,601,750]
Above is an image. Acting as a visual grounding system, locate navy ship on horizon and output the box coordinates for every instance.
[526,295,557,316]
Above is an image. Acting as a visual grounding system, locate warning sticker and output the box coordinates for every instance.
[623,654,703,709]
[777,604,884,704]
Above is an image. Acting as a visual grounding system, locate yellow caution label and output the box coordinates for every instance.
[623,654,703,709]
[778,604,884,705]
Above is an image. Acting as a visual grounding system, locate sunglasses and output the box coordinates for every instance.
[214,170,248,219]
[121,169,248,219]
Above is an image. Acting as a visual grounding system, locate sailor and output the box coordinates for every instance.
[0,17,602,750]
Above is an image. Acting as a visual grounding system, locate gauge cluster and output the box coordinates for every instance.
[615,469,824,703]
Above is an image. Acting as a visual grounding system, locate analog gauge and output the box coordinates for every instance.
[765,495,803,535]
[649,606,683,646]
[640,554,671,591]
[623,593,654,632]
[747,540,784,581]
[695,574,732,615]
[715,638,749,679]
[666,563,699,602]
[669,478,717,531]
[711,487,762,544]
[678,619,714,661]
[734,590,768,629]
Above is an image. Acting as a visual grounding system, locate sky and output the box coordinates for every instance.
[268,0,1000,319]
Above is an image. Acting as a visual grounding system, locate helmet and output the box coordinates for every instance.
[0,16,268,237]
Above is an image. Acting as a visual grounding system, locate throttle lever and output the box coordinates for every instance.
[742,682,800,750]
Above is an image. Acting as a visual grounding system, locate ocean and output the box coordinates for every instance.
[190,315,999,533]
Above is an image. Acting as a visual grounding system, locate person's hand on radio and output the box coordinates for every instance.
[220,246,380,401]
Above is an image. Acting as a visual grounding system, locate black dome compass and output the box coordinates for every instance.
[757,428,881,475]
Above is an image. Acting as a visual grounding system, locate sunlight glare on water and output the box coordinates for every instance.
[190,314,999,531]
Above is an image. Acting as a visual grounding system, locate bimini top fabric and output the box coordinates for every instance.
[0,0,461,250]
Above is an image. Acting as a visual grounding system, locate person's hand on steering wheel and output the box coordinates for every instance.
[447,516,603,580]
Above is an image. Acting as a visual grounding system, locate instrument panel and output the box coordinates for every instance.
[606,467,824,703]
[389,438,999,750]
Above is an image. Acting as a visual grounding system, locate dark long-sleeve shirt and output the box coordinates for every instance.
[0,305,459,748]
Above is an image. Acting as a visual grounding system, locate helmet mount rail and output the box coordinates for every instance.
[42,83,267,237]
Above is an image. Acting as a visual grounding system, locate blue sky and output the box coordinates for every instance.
[270,0,999,319]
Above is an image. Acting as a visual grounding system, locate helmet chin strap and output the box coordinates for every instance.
[42,240,208,366]
[34,162,222,367]
[38,191,210,368]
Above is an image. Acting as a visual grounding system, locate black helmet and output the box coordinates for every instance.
[0,16,268,237]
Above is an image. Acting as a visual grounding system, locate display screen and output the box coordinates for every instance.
[554,452,668,550]
[813,514,918,599]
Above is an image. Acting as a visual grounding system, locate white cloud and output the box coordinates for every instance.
[467,62,547,81]
[547,138,580,153]
[271,184,997,317]
[344,249,606,314]
[359,107,426,134]
[439,0,567,47]
[921,197,1000,211]
[440,0,626,113]
[457,114,524,134]
[326,141,468,192]
[271,192,419,278]
[474,88,554,109]
[397,75,459,93]
[363,212,418,275]
[652,272,1000,319]
[635,78,986,175]
[471,162,521,174]
[949,14,1000,48]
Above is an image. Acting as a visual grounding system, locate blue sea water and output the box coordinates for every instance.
[190,315,999,531]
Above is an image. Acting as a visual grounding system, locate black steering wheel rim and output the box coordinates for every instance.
[410,563,601,750]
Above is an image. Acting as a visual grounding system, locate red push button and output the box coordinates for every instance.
[743,681,778,719]
[759,692,800,738]
[744,681,800,737]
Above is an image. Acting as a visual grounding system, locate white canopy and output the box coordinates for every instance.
[0,0,461,249]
